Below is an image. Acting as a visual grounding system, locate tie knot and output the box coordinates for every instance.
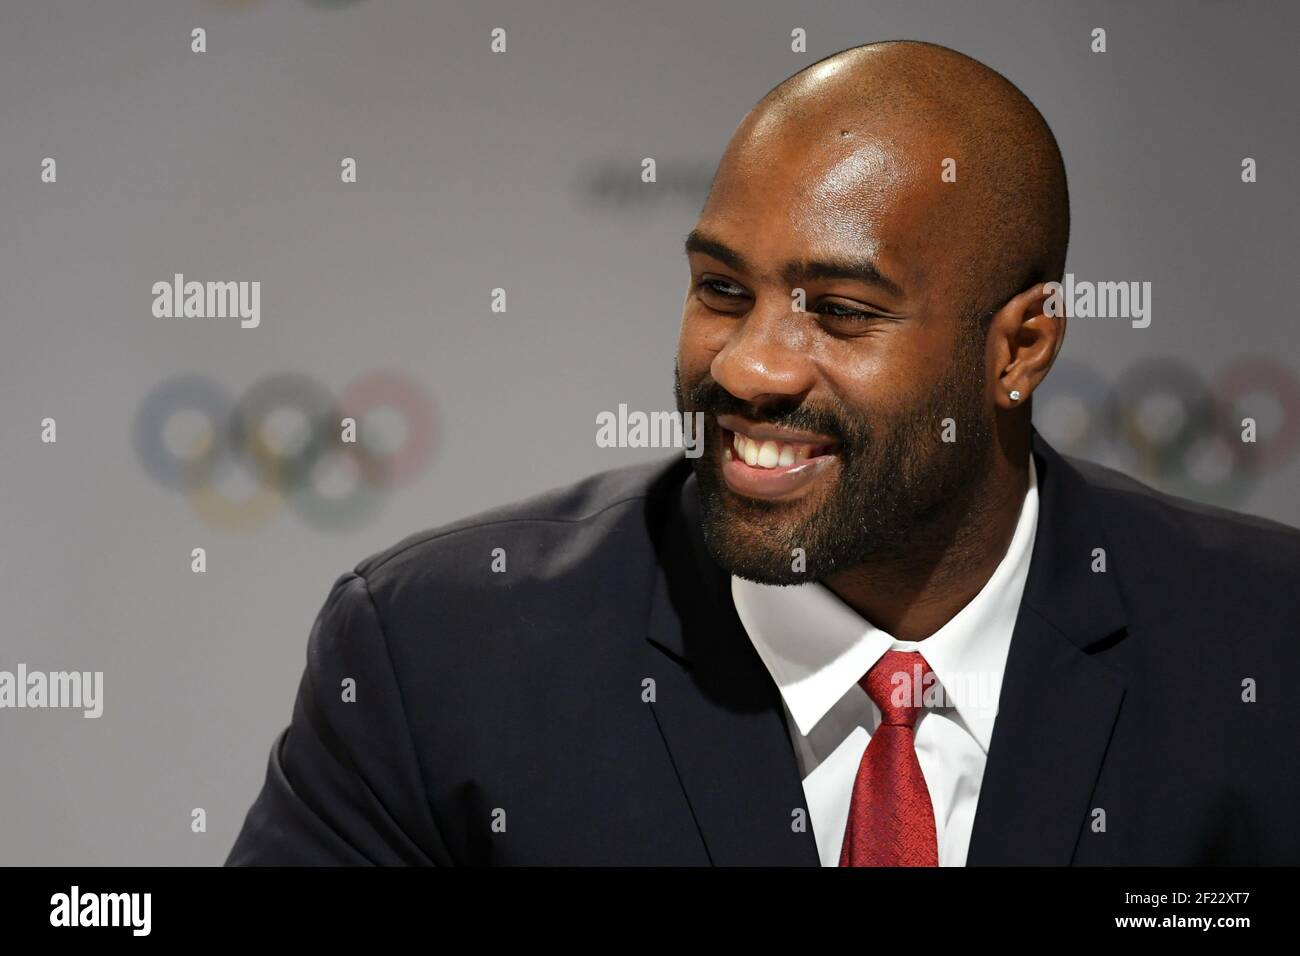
[861,650,935,728]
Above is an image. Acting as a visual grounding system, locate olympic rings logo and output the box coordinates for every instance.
[1037,354,1300,508]
[134,371,437,533]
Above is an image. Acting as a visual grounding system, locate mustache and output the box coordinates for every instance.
[680,376,860,445]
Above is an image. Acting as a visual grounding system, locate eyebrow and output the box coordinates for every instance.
[683,228,905,300]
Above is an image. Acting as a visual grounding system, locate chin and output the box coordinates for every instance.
[729,567,811,587]
[697,517,805,585]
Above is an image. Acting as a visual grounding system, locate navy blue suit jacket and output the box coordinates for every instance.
[227,428,1300,865]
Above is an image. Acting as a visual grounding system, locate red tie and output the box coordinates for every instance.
[839,650,939,867]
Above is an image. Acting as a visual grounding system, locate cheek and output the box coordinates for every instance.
[676,310,727,374]
[817,342,911,420]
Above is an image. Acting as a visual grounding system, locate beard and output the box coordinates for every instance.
[674,325,993,584]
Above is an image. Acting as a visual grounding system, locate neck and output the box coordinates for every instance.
[820,432,1030,642]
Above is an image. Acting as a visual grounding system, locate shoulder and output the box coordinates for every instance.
[356,456,683,583]
[333,456,689,655]
[1060,452,1300,647]
[1066,452,1300,579]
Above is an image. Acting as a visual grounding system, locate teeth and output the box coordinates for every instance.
[730,431,824,470]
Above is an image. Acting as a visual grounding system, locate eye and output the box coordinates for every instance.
[813,300,887,323]
[696,278,751,310]
[814,301,873,320]
[699,278,746,298]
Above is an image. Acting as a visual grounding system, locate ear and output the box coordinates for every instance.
[987,282,1066,410]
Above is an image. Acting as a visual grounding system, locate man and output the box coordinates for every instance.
[227,41,1300,866]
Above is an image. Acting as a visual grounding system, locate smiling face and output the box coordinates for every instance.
[675,94,998,584]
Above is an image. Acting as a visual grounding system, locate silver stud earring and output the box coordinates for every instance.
[1009,390,1022,402]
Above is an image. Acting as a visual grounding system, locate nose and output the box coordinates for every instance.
[709,305,815,405]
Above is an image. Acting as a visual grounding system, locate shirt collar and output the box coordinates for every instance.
[732,451,1039,753]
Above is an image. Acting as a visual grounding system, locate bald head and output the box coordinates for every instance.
[712,40,1069,331]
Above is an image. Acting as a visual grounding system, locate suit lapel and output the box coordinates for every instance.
[643,465,821,865]
[642,427,1129,867]
[965,429,1129,864]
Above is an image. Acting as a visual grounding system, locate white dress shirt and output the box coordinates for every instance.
[731,452,1038,866]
